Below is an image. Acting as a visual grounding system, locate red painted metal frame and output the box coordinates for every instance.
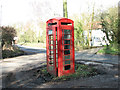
[46,25,57,76]
[46,17,75,77]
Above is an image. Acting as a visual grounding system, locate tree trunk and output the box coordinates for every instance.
[87,30,90,48]
[118,1,120,44]
[102,29,112,44]
[63,0,68,18]
[89,2,95,48]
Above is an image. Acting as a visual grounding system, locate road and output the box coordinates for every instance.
[16,45,46,54]
[1,45,119,73]
[0,45,119,88]
[16,45,119,65]
[75,47,119,65]
[1,52,46,88]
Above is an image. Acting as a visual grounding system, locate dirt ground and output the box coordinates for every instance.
[2,62,119,89]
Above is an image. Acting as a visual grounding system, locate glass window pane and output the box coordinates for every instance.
[56,45,57,49]
[49,36,53,39]
[64,55,70,59]
[48,30,53,35]
[49,51,53,54]
[64,65,71,70]
[49,58,53,60]
[64,60,70,65]
[64,35,71,39]
[64,45,70,49]
[56,58,58,62]
[49,61,53,65]
[56,50,58,53]
[56,40,57,44]
[64,50,70,55]
[56,63,58,67]
[49,40,54,44]
[49,66,53,70]
[49,46,53,49]
[64,40,70,44]
[49,55,53,58]
[64,30,71,34]
[56,54,58,58]
[56,36,57,39]
[56,31,57,35]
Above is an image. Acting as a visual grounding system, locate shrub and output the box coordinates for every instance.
[1,26,17,49]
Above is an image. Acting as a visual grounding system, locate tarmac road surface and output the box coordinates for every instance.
[0,45,119,88]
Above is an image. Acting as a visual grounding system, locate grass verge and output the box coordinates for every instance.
[2,48,26,59]
[97,44,120,55]
[34,63,100,82]
[52,64,98,81]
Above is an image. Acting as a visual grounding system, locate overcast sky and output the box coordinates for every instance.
[0,0,119,26]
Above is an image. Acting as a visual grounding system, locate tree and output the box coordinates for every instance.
[118,1,120,44]
[21,29,36,43]
[1,26,17,49]
[100,6,118,44]
[63,0,68,18]
[86,1,95,48]
[74,17,84,50]
[89,2,95,47]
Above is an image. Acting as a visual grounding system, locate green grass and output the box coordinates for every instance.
[2,48,26,59]
[52,64,98,81]
[98,44,120,55]
[35,64,99,82]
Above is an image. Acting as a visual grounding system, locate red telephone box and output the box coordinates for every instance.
[46,17,75,77]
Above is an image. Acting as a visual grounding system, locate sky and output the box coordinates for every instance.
[0,0,119,26]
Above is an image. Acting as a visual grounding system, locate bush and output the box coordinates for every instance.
[1,26,17,49]
[2,49,25,59]
[98,43,120,55]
